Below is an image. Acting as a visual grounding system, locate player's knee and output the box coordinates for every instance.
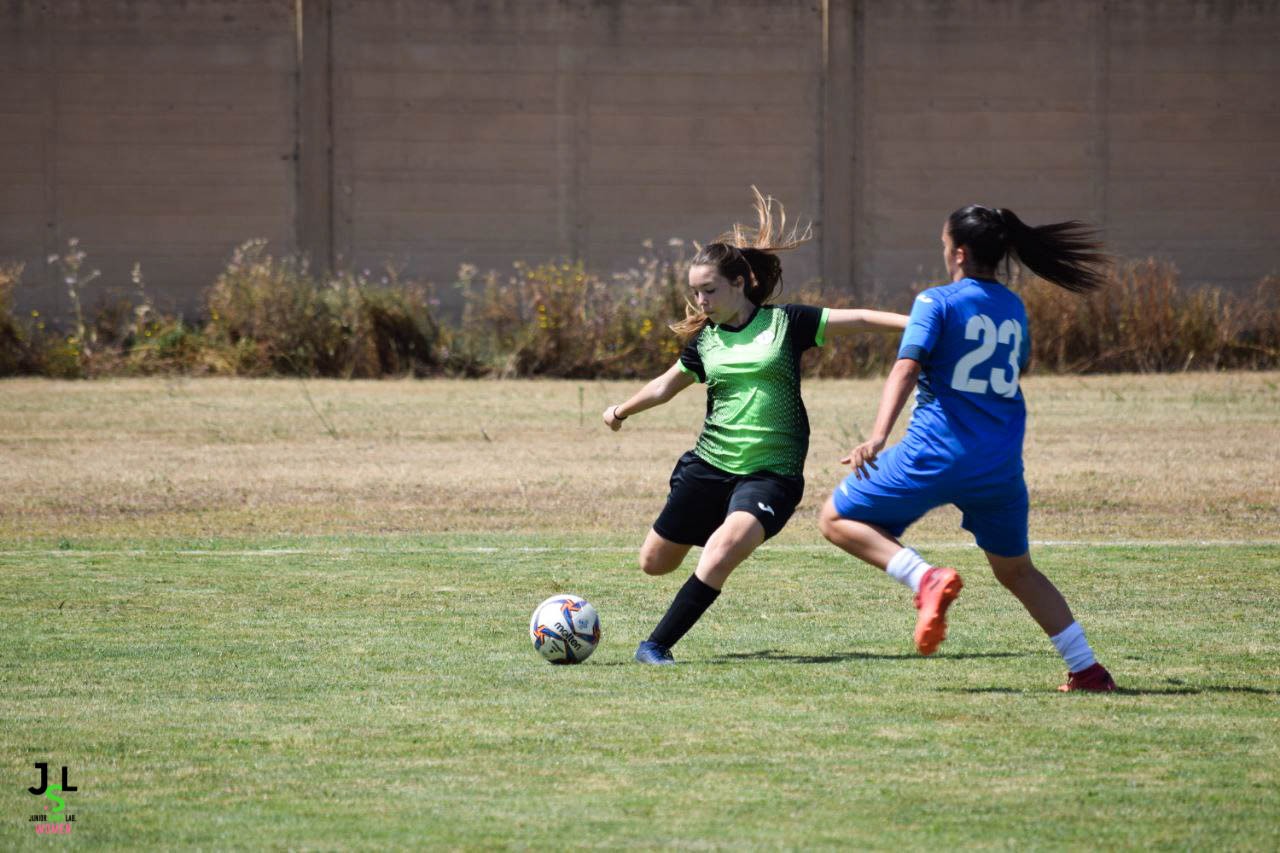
[700,538,736,569]
[639,548,677,576]
[638,552,664,575]
[720,512,766,549]
[817,502,841,542]
[989,555,1034,588]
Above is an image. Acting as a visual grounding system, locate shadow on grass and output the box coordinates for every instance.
[946,681,1280,697]
[709,649,1027,665]
[1195,684,1280,696]
[1123,683,1280,697]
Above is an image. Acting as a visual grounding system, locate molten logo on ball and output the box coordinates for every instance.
[529,594,601,664]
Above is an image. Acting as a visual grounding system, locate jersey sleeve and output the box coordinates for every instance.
[678,334,706,383]
[781,304,829,351]
[898,290,945,363]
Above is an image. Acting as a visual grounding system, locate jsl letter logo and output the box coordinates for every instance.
[28,763,77,834]
[29,762,77,800]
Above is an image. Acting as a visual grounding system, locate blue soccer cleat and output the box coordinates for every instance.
[634,640,676,665]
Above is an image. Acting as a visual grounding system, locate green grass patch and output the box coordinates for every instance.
[2,538,1277,848]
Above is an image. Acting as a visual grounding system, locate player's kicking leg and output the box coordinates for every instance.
[635,511,764,664]
[817,496,962,655]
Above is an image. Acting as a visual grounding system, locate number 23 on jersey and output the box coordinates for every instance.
[950,313,1024,398]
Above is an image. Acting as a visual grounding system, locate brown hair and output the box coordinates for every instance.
[671,187,813,339]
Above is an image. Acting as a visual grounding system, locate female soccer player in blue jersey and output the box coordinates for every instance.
[818,204,1117,692]
[603,189,908,665]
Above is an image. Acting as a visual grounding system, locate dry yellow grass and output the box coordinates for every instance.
[1,373,1277,543]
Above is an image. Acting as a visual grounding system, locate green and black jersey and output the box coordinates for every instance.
[678,304,830,478]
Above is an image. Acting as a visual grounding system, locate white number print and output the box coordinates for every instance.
[950,313,1023,398]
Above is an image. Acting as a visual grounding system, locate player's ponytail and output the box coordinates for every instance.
[948,204,1109,294]
[739,248,782,305]
[671,187,813,339]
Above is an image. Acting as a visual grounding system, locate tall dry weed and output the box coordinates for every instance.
[1,239,1276,379]
[0,263,37,376]
[451,241,690,378]
[206,240,444,377]
[1022,259,1280,372]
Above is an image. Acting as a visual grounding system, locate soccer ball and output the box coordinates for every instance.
[529,594,601,664]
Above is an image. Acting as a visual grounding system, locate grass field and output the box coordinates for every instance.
[2,375,1278,849]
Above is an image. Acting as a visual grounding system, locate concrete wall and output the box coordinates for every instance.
[847,0,1280,294]
[1105,1,1280,290]
[330,0,823,294]
[1,0,1277,316]
[0,0,297,315]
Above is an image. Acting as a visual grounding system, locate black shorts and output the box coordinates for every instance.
[652,451,805,546]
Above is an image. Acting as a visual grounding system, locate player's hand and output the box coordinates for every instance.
[603,405,625,432]
[840,437,884,480]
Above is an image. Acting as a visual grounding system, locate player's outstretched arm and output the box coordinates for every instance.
[824,308,910,336]
[603,362,696,432]
[841,357,921,478]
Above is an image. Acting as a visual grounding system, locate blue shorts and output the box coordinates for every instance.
[830,445,1030,558]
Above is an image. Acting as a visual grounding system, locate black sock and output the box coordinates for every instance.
[647,574,720,649]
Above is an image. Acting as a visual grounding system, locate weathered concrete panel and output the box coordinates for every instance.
[331,0,564,289]
[1103,1,1280,290]
[574,0,823,288]
[0,4,49,294]
[852,0,1280,296]
[853,0,1102,294]
[329,0,824,296]
[2,0,1278,316]
[56,144,292,185]
[1,0,297,314]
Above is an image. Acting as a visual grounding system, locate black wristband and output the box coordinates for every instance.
[612,405,627,421]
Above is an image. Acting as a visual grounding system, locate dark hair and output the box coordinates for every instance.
[946,204,1109,293]
[672,187,812,338]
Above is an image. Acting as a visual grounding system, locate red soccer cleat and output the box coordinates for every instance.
[913,566,962,655]
[1058,662,1117,693]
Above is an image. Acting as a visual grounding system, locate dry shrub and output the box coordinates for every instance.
[449,245,900,379]
[0,261,84,377]
[1023,259,1280,372]
[2,239,1277,379]
[0,263,39,376]
[451,241,690,378]
[75,263,223,376]
[205,240,443,377]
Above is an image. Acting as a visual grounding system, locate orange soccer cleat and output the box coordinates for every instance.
[1058,662,1117,693]
[913,566,963,655]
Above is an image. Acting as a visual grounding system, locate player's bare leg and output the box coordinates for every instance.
[818,496,961,655]
[817,496,901,568]
[985,550,1116,692]
[693,511,765,589]
[984,551,1073,636]
[639,529,692,576]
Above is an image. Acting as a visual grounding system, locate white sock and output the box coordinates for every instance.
[1050,621,1097,672]
[885,547,932,593]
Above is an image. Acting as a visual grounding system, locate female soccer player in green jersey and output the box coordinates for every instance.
[603,189,908,664]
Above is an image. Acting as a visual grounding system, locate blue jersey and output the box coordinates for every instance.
[895,278,1031,482]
